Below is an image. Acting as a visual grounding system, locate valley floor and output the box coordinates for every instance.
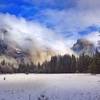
[0,74,100,100]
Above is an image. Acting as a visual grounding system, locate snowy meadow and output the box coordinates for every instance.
[0,74,100,100]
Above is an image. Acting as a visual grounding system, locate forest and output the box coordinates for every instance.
[0,50,100,74]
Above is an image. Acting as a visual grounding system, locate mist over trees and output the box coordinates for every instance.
[0,50,100,74]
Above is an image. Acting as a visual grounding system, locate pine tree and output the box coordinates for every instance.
[89,49,100,74]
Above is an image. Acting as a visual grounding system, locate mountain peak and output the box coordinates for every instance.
[72,39,95,56]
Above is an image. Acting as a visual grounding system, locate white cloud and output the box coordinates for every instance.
[35,0,100,45]
[1,0,100,48]
[0,0,99,60]
[0,0,99,63]
[77,0,100,10]
[38,9,99,37]
[84,32,100,46]
[0,13,76,63]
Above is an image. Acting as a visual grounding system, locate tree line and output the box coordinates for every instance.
[0,50,100,74]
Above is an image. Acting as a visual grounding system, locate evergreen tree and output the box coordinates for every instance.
[89,50,100,74]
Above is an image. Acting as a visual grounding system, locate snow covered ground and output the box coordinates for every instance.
[0,74,100,100]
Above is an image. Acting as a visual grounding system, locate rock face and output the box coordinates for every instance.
[97,40,100,52]
[72,39,96,56]
[0,38,30,64]
[0,40,7,54]
[0,33,54,65]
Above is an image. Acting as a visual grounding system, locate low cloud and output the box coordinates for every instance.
[38,8,100,32]
[84,32,100,46]
[0,13,75,64]
[33,0,100,47]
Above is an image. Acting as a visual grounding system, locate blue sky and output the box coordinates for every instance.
[0,0,100,48]
[0,0,100,34]
[0,0,76,19]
